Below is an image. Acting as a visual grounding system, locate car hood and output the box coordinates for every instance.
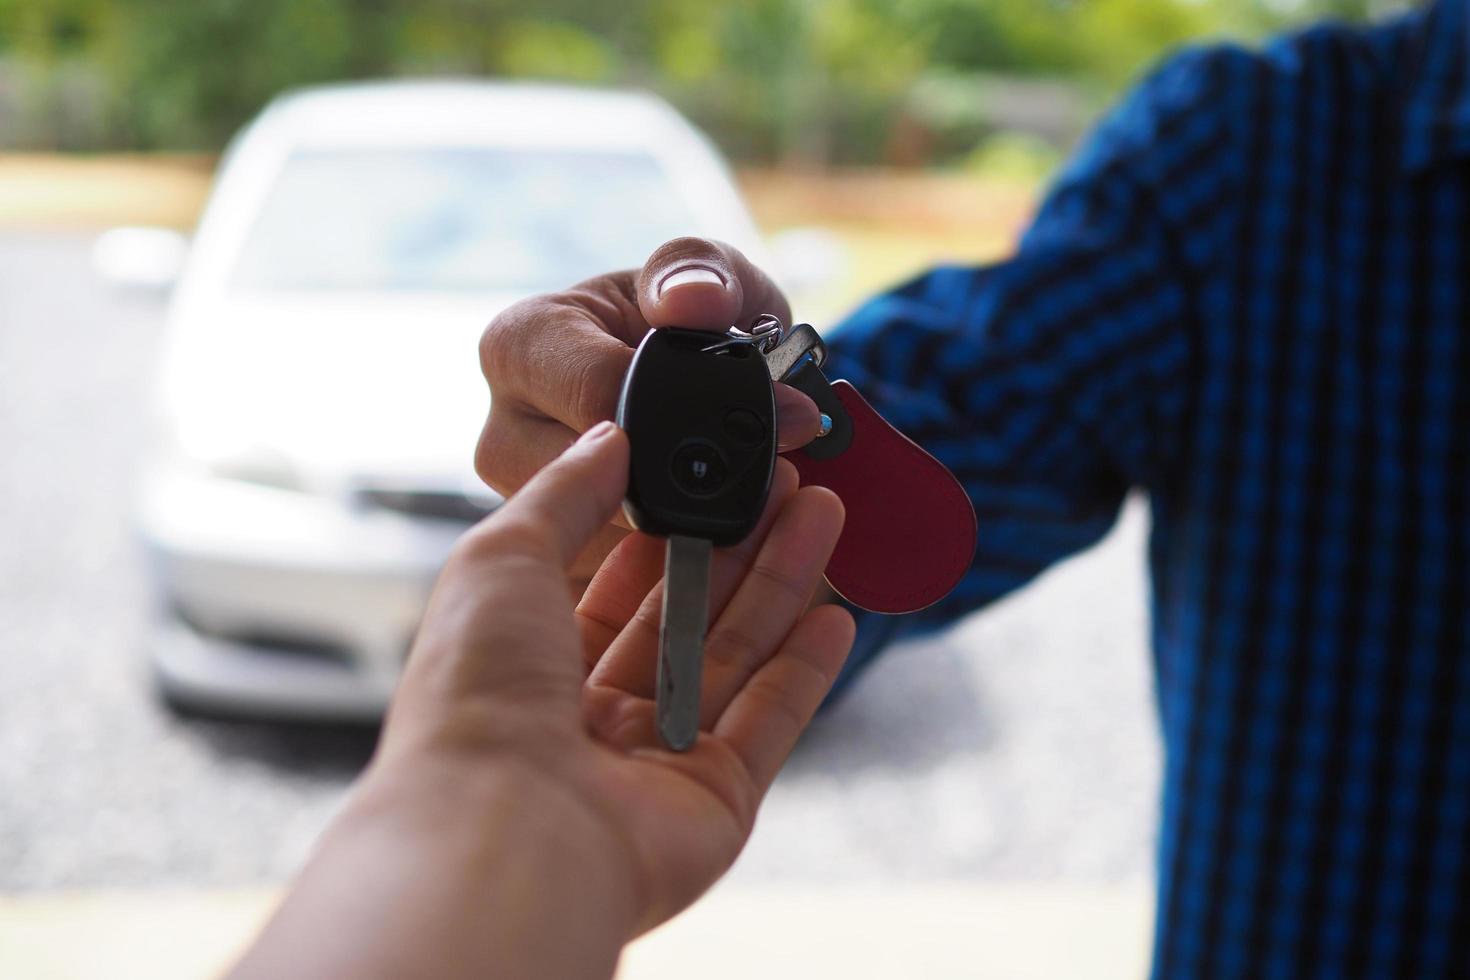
[163,293,519,488]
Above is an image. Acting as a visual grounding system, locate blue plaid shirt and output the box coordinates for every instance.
[826,2,1470,976]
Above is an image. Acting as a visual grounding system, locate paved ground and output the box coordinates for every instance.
[0,231,1161,897]
[3,882,1156,979]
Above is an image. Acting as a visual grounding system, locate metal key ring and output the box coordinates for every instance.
[743,313,786,353]
[700,313,786,355]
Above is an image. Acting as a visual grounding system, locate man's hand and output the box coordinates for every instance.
[475,237,824,581]
[232,423,853,980]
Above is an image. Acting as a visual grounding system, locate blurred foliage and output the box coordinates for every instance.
[0,0,1413,162]
[965,131,1064,182]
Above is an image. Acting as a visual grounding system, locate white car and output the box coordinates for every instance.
[115,80,771,720]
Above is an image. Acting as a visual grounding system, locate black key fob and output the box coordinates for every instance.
[615,328,777,547]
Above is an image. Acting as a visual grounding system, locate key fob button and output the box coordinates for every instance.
[721,408,767,448]
[616,327,776,545]
[670,440,728,497]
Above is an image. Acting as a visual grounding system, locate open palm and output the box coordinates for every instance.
[380,424,853,938]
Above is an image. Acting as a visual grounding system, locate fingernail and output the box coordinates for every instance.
[578,420,618,445]
[657,265,726,299]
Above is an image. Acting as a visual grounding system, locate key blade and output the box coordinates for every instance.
[657,535,713,751]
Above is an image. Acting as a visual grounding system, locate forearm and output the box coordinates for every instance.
[228,758,639,980]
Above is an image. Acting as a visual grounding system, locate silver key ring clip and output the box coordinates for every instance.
[701,313,786,355]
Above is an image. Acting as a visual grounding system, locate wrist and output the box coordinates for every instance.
[234,747,644,980]
[349,751,644,934]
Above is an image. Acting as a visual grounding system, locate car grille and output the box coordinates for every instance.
[175,607,356,667]
[356,488,496,524]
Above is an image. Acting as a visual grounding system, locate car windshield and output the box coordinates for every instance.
[231,147,702,293]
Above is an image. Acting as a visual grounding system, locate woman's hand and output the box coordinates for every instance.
[231,421,853,980]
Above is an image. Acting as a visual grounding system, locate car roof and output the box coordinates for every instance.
[254,79,695,149]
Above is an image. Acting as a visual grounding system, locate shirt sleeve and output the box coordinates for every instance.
[821,49,1226,698]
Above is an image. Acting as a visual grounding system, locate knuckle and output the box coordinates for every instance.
[482,297,581,395]
[747,560,812,606]
[581,687,622,738]
[492,515,561,563]
[629,598,663,639]
[479,298,541,384]
[706,620,767,670]
[742,675,809,742]
[583,686,651,746]
[473,415,503,488]
[565,345,628,430]
[487,297,629,431]
[606,697,652,746]
[473,409,522,496]
[447,520,505,568]
[782,647,836,693]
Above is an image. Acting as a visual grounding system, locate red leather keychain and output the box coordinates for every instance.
[763,321,977,614]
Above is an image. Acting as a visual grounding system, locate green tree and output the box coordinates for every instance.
[0,0,1412,157]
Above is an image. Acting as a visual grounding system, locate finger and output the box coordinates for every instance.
[775,383,822,452]
[699,486,845,723]
[580,683,658,751]
[636,238,792,332]
[478,275,641,438]
[586,458,800,696]
[575,531,665,671]
[462,422,628,571]
[568,522,634,592]
[573,412,826,670]
[475,405,577,499]
[714,603,856,790]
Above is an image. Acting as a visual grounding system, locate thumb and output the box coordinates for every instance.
[634,238,823,449]
[636,237,792,332]
[387,424,629,741]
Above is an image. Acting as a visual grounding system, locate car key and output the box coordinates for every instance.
[615,327,778,751]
